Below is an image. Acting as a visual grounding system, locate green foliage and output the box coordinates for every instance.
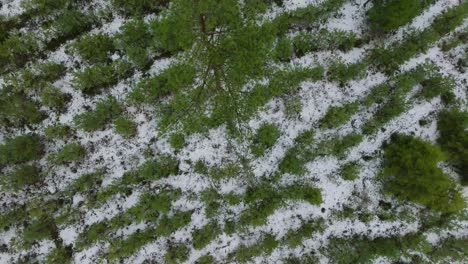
[0,90,46,127]
[44,246,72,264]
[1,164,42,190]
[116,19,152,68]
[65,172,104,196]
[251,123,281,156]
[192,221,221,249]
[340,162,360,180]
[274,37,294,62]
[437,109,468,185]
[45,124,72,139]
[326,234,431,264]
[362,96,406,135]
[419,72,455,100]
[230,234,279,263]
[4,62,66,91]
[319,102,359,129]
[164,243,190,264]
[328,59,367,86]
[370,3,468,73]
[50,10,96,39]
[285,0,346,29]
[209,163,241,180]
[113,116,137,138]
[49,143,86,164]
[112,0,169,16]
[72,60,132,94]
[22,216,58,247]
[382,134,465,213]
[155,210,192,236]
[169,133,185,150]
[367,0,424,33]
[201,188,222,218]
[292,30,358,57]
[129,63,196,104]
[195,254,215,264]
[279,129,315,175]
[282,218,325,247]
[40,84,71,111]
[74,96,123,131]
[0,32,39,71]
[0,134,43,165]
[69,33,115,63]
[283,96,303,119]
[107,229,156,260]
[138,155,179,180]
[282,184,322,205]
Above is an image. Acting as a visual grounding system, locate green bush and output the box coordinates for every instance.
[44,246,72,264]
[49,143,86,164]
[274,37,294,61]
[115,19,152,68]
[40,84,71,111]
[362,96,406,135]
[138,155,179,180]
[340,162,360,180]
[284,96,303,119]
[113,116,137,138]
[1,164,42,190]
[328,59,367,86]
[72,60,132,94]
[282,184,322,205]
[74,96,122,131]
[201,189,222,218]
[208,163,241,180]
[437,109,468,185]
[0,134,43,165]
[195,255,215,264]
[164,243,190,264]
[0,32,39,71]
[282,218,325,247]
[50,10,96,39]
[251,123,280,156]
[169,133,185,150]
[381,134,465,213]
[192,221,221,249]
[367,0,424,33]
[129,63,196,104]
[320,102,359,129]
[69,33,115,63]
[112,0,169,16]
[230,234,279,263]
[22,217,58,247]
[44,124,72,139]
[0,91,46,127]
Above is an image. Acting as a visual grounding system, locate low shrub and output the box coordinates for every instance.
[69,33,115,63]
[0,134,43,165]
[437,109,468,185]
[40,84,71,111]
[113,116,137,138]
[251,123,280,156]
[367,0,424,33]
[44,124,72,139]
[0,91,46,127]
[319,102,359,129]
[164,243,190,264]
[1,164,42,190]
[49,143,86,164]
[74,96,122,131]
[340,162,360,180]
[192,221,221,249]
[169,133,185,150]
[115,19,152,68]
[381,134,465,213]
